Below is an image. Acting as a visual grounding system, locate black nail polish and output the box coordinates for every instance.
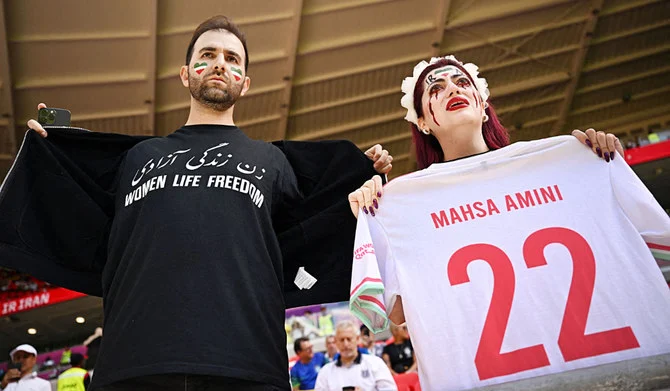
[363,206,368,215]
[373,199,379,209]
[596,147,602,158]
[610,151,615,160]
[370,207,375,217]
[604,153,610,162]
[586,139,593,148]
[377,191,382,198]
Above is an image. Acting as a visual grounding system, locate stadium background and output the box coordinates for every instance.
[0,0,669,389]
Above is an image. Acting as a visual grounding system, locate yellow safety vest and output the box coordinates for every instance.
[60,349,72,364]
[57,367,87,391]
[318,313,334,335]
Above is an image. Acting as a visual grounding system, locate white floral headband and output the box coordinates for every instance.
[400,55,490,126]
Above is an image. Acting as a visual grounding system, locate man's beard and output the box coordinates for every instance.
[188,70,242,111]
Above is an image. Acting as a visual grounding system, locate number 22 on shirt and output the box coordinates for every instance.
[448,226,640,381]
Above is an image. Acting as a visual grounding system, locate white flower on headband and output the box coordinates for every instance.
[400,56,490,125]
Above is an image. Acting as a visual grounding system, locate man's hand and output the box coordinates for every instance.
[364,144,392,175]
[1,368,21,388]
[26,102,49,138]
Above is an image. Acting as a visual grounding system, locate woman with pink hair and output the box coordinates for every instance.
[349,55,622,217]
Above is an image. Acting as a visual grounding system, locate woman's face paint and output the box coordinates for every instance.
[420,64,483,131]
[429,89,440,126]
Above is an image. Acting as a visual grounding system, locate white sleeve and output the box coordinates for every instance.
[371,356,398,391]
[349,212,397,333]
[314,365,328,391]
[610,155,670,261]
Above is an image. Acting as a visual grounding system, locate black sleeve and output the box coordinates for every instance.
[271,140,378,308]
[83,373,91,389]
[0,128,151,296]
[272,151,302,212]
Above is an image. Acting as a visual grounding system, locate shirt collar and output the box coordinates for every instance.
[20,371,38,380]
[335,352,362,367]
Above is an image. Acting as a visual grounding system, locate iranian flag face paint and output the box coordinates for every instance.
[231,66,243,82]
[194,62,207,75]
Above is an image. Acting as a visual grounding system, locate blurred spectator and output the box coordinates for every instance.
[318,306,334,336]
[83,327,103,371]
[324,335,338,363]
[1,344,50,391]
[360,325,384,358]
[40,356,58,380]
[57,353,89,391]
[303,310,317,328]
[315,321,396,391]
[291,320,305,340]
[59,346,72,366]
[291,337,327,391]
[382,324,416,375]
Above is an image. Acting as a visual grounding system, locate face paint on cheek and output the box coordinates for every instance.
[428,90,441,127]
[230,66,243,82]
[194,62,207,75]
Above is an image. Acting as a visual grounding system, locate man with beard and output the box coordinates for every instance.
[6,15,392,391]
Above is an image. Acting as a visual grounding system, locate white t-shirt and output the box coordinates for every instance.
[314,353,397,391]
[2,372,51,391]
[350,136,670,391]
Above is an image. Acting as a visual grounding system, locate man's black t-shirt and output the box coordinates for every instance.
[382,340,414,374]
[93,125,299,389]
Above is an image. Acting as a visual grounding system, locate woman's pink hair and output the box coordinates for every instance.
[410,58,510,169]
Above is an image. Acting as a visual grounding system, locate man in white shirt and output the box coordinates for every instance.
[315,321,397,391]
[1,344,51,391]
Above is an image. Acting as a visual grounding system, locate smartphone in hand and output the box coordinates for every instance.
[6,362,22,382]
[38,108,71,126]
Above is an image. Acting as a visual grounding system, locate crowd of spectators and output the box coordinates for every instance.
[290,320,419,391]
[0,268,52,301]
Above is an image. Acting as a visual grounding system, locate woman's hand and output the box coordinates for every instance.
[348,175,384,218]
[571,128,624,162]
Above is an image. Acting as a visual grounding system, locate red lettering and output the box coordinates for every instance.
[540,187,557,203]
[505,195,518,211]
[487,199,500,215]
[450,208,463,224]
[554,185,563,201]
[516,191,536,208]
[473,201,487,218]
[460,204,475,221]
[533,189,543,205]
[431,210,450,228]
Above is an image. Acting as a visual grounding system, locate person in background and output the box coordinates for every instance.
[59,346,72,366]
[1,344,50,391]
[57,353,90,391]
[318,306,334,337]
[83,327,103,371]
[360,325,384,358]
[324,335,338,363]
[315,321,396,391]
[382,323,416,375]
[291,337,327,391]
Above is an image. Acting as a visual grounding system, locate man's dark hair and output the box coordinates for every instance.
[70,353,85,367]
[294,337,309,354]
[185,15,249,71]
